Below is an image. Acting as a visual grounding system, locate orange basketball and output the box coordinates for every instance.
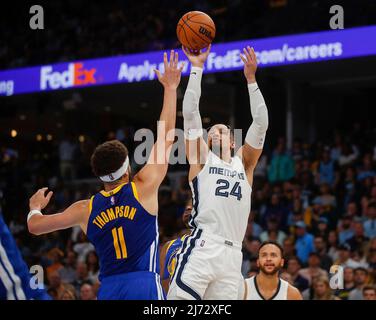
[176,11,216,51]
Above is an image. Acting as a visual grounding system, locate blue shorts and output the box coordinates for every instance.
[97,271,165,300]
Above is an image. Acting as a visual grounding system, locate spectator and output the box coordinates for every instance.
[357,154,376,181]
[294,221,314,264]
[73,231,95,262]
[337,143,359,167]
[346,221,370,252]
[348,267,369,300]
[312,217,330,240]
[242,239,261,276]
[313,236,333,271]
[47,271,69,300]
[72,262,93,295]
[58,250,78,284]
[80,283,96,300]
[312,277,340,300]
[86,251,100,284]
[46,248,64,278]
[316,150,339,187]
[362,286,376,300]
[286,256,309,291]
[259,217,287,245]
[299,252,328,285]
[327,230,340,262]
[336,243,366,269]
[364,202,376,239]
[282,237,296,261]
[267,142,295,183]
[335,267,355,300]
[338,215,355,245]
[261,193,289,230]
[60,286,78,300]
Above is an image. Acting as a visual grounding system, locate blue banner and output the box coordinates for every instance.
[1,26,376,96]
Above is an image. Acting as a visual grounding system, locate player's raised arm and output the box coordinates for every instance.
[236,46,269,185]
[27,187,89,235]
[181,45,211,180]
[134,50,183,193]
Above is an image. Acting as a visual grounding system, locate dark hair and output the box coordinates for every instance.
[90,140,128,179]
[354,267,368,275]
[258,241,284,258]
[363,286,376,293]
[288,256,302,266]
[85,250,99,273]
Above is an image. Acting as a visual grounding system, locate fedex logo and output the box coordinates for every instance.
[40,63,96,90]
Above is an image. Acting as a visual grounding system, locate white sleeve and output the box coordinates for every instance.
[245,82,269,149]
[183,66,204,140]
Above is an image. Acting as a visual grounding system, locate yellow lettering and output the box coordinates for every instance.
[101,212,109,223]
[129,207,137,220]
[119,206,124,217]
[124,206,129,218]
[115,206,120,218]
[107,208,115,221]
[96,215,105,226]
[93,219,103,229]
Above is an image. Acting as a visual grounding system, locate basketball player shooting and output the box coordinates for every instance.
[27,50,183,300]
[167,45,269,300]
[239,241,302,300]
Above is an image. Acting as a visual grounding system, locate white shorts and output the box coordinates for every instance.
[167,228,243,300]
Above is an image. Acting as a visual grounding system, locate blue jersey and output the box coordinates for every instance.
[86,182,160,280]
[0,213,50,300]
[162,234,189,281]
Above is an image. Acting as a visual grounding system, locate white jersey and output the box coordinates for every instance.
[245,276,289,300]
[189,151,252,244]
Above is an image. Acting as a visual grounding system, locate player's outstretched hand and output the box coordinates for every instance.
[182,44,211,68]
[240,46,257,84]
[154,50,184,90]
[29,187,53,211]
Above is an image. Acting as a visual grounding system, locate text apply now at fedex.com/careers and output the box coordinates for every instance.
[0,26,375,96]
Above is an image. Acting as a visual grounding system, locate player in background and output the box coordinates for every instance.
[27,51,183,300]
[159,199,192,293]
[239,241,302,300]
[0,209,51,300]
[168,45,269,300]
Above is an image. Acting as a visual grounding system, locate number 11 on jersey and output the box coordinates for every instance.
[112,226,127,259]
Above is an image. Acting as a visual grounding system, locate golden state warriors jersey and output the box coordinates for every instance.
[86,182,159,281]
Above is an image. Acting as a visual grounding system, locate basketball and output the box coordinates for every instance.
[176,11,216,51]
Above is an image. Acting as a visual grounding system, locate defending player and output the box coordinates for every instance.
[168,45,269,300]
[159,199,192,293]
[27,51,183,300]
[239,241,302,300]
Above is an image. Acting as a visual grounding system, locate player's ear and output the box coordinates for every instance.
[280,258,285,268]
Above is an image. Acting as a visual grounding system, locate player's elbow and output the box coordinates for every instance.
[28,220,42,235]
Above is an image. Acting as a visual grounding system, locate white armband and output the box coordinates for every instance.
[245,82,268,149]
[27,209,43,222]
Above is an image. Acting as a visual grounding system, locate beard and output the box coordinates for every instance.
[259,263,282,276]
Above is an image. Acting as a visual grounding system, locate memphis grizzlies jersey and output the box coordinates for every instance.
[86,182,159,280]
[162,234,189,280]
[189,151,252,243]
[245,276,289,300]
